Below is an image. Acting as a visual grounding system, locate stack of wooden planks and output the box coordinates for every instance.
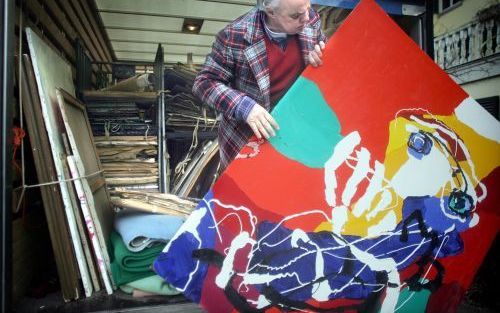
[94,136,159,189]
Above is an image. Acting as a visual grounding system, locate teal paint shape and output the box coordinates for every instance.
[269,76,343,168]
[385,285,431,313]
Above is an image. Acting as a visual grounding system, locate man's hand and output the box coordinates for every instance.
[246,103,279,139]
[308,41,326,67]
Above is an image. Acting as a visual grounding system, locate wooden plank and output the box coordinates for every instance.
[89,176,106,193]
[24,0,76,63]
[95,136,157,142]
[76,0,113,62]
[106,177,158,185]
[56,0,111,72]
[95,140,158,147]
[16,3,101,86]
[44,0,78,41]
[69,0,110,64]
[61,153,101,295]
[15,4,80,84]
[110,198,189,216]
[82,90,157,102]
[56,88,116,293]
[41,0,100,86]
[88,0,117,61]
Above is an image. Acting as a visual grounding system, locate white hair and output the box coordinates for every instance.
[256,0,281,11]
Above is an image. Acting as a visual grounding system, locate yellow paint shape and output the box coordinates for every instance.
[313,114,499,237]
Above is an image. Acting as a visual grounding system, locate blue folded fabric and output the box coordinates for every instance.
[114,211,185,252]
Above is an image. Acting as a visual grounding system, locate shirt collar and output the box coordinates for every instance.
[261,13,287,42]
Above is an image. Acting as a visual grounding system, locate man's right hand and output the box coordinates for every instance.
[246,103,279,139]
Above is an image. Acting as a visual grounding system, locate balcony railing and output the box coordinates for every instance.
[434,17,499,70]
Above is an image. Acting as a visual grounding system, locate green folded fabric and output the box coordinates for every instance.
[119,274,181,296]
[110,231,165,286]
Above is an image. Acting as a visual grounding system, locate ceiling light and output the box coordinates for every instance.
[182,18,204,34]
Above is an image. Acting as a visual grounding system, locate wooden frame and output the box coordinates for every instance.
[56,88,115,294]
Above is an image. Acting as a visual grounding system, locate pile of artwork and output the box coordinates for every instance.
[164,65,220,198]
[82,88,160,191]
[21,28,199,301]
[154,0,500,312]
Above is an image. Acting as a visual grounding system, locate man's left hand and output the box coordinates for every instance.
[308,41,326,67]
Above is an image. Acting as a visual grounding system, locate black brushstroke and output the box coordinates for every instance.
[400,208,444,292]
[192,248,224,268]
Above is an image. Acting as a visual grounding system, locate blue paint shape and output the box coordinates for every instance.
[408,132,433,160]
[246,196,469,303]
[269,76,343,168]
[153,190,217,303]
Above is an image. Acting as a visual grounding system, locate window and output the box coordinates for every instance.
[438,0,462,14]
[476,96,499,121]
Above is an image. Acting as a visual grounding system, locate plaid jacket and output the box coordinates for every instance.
[193,8,326,169]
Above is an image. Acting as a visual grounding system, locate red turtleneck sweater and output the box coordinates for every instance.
[264,35,305,107]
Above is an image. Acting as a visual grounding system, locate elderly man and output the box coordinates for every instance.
[193,0,326,169]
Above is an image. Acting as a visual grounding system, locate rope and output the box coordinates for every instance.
[104,121,110,138]
[12,126,25,172]
[14,3,28,216]
[157,90,170,96]
[144,124,150,139]
[174,119,200,177]
[13,169,104,213]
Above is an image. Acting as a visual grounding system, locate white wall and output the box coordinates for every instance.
[433,0,499,37]
[461,76,500,99]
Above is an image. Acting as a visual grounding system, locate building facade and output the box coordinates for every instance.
[433,0,499,116]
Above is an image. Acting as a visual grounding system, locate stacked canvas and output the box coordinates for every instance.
[82,86,159,191]
[21,29,203,300]
[23,28,115,299]
[94,136,159,190]
[83,89,157,138]
[163,65,220,198]
[164,65,218,130]
[21,54,83,301]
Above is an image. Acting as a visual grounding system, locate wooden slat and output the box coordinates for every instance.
[41,0,101,84]
[89,0,117,61]
[90,177,106,193]
[82,90,158,102]
[41,0,103,86]
[44,0,78,41]
[24,0,76,63]
[70,0,110,64]
[77,0,113,63]
[56,0,112,73]
[15,4,78,82]
[16,3,102,87]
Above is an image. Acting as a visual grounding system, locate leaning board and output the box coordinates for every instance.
[26,28,93,299]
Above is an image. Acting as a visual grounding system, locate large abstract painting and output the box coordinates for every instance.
[154,0,500,312]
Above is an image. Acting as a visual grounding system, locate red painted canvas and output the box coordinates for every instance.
[155,1,500,312]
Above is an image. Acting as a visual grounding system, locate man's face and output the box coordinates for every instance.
[266,0,311,34]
